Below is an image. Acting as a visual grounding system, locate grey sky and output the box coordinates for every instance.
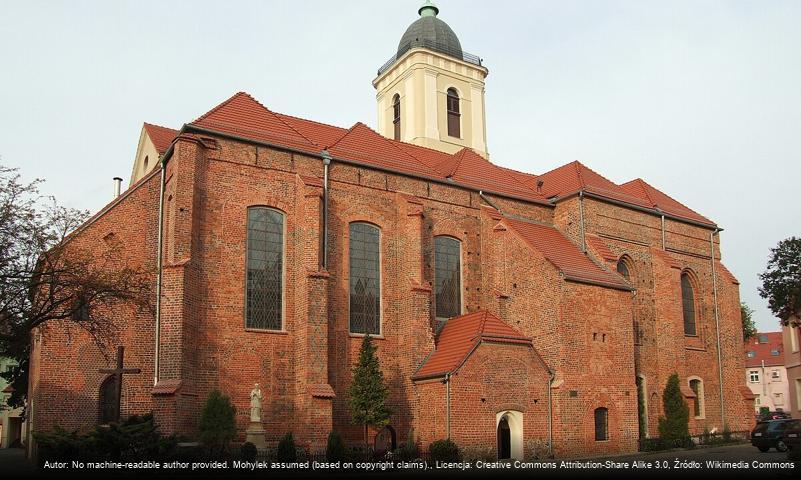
[1,0,799,332]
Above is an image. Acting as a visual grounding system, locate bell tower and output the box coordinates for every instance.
[373,1,489,157]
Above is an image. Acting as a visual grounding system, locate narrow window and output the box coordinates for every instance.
[73,295,90,321]
[681,272,696,336]
[446,88,460,138]
[392,94,401,141]
[616,257,630,280]
[350,222,381,335]
[434,236,461,320]
[594,407,609,441]
[246,207,284,330]
[99,375,118,424]
[689,379,704,418]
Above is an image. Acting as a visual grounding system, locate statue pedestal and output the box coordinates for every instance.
[246,421,267,451]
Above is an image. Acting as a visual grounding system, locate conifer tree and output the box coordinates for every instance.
[348,335,391,451]
[657,373,690,445]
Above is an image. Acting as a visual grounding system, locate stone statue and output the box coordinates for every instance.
[249,383,263,423]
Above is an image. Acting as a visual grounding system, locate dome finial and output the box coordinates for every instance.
[418,0,439,17]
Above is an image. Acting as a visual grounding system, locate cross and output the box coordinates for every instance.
[98,345,141,424]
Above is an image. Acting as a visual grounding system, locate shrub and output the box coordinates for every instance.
[428,439,460,463]
[199,389,236,457]
[657,373,690,446]
[394,437,419,461]
[240,442,258,461]
[722,425,732,442]
[326,432,346,462]
[276,433,297,462]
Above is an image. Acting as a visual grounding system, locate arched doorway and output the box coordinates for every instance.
[497,416,511,459]
[374,426,396,454]
[99,375,118,424]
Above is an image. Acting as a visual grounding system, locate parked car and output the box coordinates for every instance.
[785,421,801,460]
[751,419,800,452]
[757,411,791,422]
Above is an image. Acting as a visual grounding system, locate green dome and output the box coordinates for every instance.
[397,1,463,60]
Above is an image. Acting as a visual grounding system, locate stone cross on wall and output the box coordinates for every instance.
[98,345,141,424]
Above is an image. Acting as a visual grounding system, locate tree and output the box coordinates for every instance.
[657,373,689,445]
[347,335,391,452]
[199,389,236,456]
[0,165,151,410]
[741,302,757,341]
[759,237,801,326]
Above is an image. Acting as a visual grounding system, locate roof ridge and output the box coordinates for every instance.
[628,178,656,206]
[341,122,442,176]
[572,160,587,189]
[274,111,348,132]
[194,91,250,123]
[143,121,177,131]
[325,121,363,151]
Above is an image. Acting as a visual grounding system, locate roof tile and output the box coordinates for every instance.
[143,123,178,154]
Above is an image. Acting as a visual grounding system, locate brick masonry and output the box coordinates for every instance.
[28,133,751,458]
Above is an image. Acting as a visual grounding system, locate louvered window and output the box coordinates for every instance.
[681,273,696,336]
[446,88,460,138]
[435,236,461,319]
[350,223,381,334]
[245,207,284,330]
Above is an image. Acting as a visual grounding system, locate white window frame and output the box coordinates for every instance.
[749,370,760,383]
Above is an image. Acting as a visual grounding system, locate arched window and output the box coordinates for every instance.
[99,375,118,424]
[350,222,381,335]
[689,378,705,418]
[392,94,401,141]
[681,272,697,336]
[594,407,609,441]
[636,375,648,438]
[616,256,632,281]
[434,236,461,320]
[143,155,149,171]
[245,207,284,330]
[446,88,460,138]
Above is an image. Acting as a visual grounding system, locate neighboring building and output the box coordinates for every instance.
[27,2,753,459]
[1,358,26,448]
[781,320,801,419]
[744,332,789,413]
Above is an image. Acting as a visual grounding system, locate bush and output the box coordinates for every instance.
[240,442,258,461]
[428,439,460,463]
[722,425,732,442]
[276,433,297,462]
[394,437,419,461]
[199,389,236,456]
[657,373,690,445]
[326,432,346,462]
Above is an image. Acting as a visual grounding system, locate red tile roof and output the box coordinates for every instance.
[308,383,336,398]
[744,332,784,368]
[183,92,715,226]
[585,234,619,263]
[143,123,178,154]
[504,218,631,290]
[413,311,531,380]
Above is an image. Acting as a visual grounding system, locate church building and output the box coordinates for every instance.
[28,2,754,459]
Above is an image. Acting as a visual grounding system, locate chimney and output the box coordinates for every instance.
[113,177,123,198]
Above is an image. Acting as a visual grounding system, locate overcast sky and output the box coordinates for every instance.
[1,0,799,332]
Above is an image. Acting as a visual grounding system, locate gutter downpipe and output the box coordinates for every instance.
[445,373,451,439]
[153,159,167,386]
[548,371,555,457]
[661,214,666,250]
[579,191,586,252]
[321,150,332,269]
[710,228,725,427]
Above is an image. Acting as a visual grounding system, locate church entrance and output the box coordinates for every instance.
[374,426,396,455]
[497,415,511,459]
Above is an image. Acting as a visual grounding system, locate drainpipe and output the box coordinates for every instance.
[321,150,332,269]
[153,160,166,385]
[710,228,725,427]
[579,191,586,252]
[445,373,451,439]
[660,214,666,250]
[478,190,502,214]
[547,371,555,457]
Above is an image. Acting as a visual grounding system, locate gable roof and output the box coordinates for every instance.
[143,123,178,154]
[744,332,784,368]
[412,311,532,380]
[504,217,631,291]
[619,178,713,225]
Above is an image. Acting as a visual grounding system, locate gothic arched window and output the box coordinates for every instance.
[99,375,118,424]
[350,222,381,335]
[681,272,697,336]
[434,236,461,319]
[616,256,632,281]
[245,207,284,330]
[689,378,705,418]
[446,88,460,138]
[594,407,609,441]
[392,94,401,141]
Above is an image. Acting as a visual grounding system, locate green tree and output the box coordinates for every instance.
[759,237,801,326]
[199,389,236,456]
[657,373,689,445]
[741,302,757,341]
[348,335,391,451]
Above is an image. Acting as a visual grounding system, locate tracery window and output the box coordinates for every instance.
[350,222,381,334]
[434,236,461,319]
[246,207,284,330]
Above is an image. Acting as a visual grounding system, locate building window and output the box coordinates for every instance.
[446,88,460,138]
[594,407,609,441]
[392,94,401,141]
[774,392,784,405]
[245,207,284,330]
[681,272,697,336]
[349,222,381,335]
[434,236,461,320]
[143,155,149,171]
[749,370,760,383]
[689,378,705,418]
[772,370,781,380]
[73,295,90,321]
[99,375,118,424]
[771,348,780,356]
[746,350,756,358]
[758,334,769,343]
[616,257,631,281]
